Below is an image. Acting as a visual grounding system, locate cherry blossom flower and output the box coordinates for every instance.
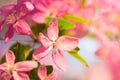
[0,50,38,80]
[0,1,33,43]
[31,0,68,23]
[33,18,78,71]
[38,64,58,80]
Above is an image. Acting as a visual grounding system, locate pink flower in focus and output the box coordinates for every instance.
[0,50,38,80]
[38,64,58,80]
[33,18,78,71]
[31,0,68,23]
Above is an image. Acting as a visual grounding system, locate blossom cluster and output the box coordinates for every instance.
[0,0,120,80]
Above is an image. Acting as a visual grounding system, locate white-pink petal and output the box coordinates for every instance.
[47,18,59,41]
[5,50,15,64]
[37,64,47,80]
[0,70,11,80]
[39,33,51,48]
[15,61,38,72]
[57,36,78,51]
[32,12,46,23]
[52,49,66,71]
[0,63,7,71]
[33,45,52,60]
[13,72,30,80]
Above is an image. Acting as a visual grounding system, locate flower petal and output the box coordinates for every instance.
[0,4,15,16]
[47,18,59,41]
[13,72,30,80]
[0,63,7,71]
[4,24,14,43]
[52,49,66,71]
[15,61,38,72]
[33,45,52,61]
[33,0,49,12]
[32,12,46,23]
[15,19,32,35]
[39,33,51,48]
[37,64,47,80]
[0,19,5,31]
[24,1,34,11]
[48,70,58,80]
[57,36,78,51]
[0,70,11,80]
[5,50,15,64]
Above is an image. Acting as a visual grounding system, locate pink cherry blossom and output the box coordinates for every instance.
[37,64,58,80]
[0,2,32,43]
[0,50,38,80]
[31,0,68,23]
[33,18,78,71]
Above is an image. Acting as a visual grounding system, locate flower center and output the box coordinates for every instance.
[6,12,17,24]
[52,41,56,47]
[44,76,49,80]
[6,64,16,75]
[48,7,56,17]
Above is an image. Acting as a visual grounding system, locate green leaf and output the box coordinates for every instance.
[28,62,40,80]
[87,33,95,38]
[46,17,75,30]
[68,47,88,67]
[46,65,53,75]
[31,24,46,37]
[64,14,88,24]
[0,57,5,64]
[10,42,30,62]
[59,29,71,36]
[26,50,34,60]
[57,18,75,29]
